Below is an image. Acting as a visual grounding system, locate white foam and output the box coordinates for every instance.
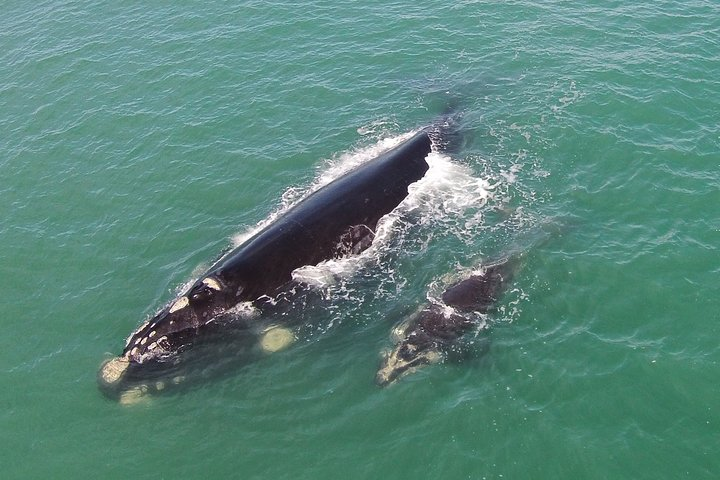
[401,151,495,224]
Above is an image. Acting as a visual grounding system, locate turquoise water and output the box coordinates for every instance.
[2,1,719,478]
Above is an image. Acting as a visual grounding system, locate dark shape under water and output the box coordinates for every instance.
[99,127,446,399]
[376,257,515,387]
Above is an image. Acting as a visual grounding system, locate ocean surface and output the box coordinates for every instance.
[2,1,719,478]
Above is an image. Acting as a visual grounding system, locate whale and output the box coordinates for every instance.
[376,257,515,387]
[99,127,443,395]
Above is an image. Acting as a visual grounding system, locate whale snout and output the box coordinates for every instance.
[97,354,188,404]
[97,356,131,391]
[376,343,442,387]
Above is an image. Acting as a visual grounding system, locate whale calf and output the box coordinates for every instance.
[99,128,443,395]
[376,258,515,387]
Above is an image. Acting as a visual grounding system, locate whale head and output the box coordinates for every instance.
[376,338,443,387]
[98,276,242,400]
[122,276,237,364]
[376,305,474,387]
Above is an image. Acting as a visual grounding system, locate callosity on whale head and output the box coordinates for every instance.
[98,274,241,394]
[122,275,238,363]
[376,345,443,387]
[376,305,471,387]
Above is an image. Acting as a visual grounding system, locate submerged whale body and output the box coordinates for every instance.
[99,128,439,396]
[376,258,515,387]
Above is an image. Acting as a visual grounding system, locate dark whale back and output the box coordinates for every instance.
[211,131,432,300]
[440,262,512,313]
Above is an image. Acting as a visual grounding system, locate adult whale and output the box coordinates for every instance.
[99,128,440,391]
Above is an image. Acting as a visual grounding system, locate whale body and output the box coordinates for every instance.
[100,129,436,394]
[376,258,515,387]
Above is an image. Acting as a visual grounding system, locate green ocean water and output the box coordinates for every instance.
[2,0,719,478]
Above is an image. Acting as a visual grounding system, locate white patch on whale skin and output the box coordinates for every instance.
[260,326,296,353]
[425,349,443,364]
[118,386,150,406]
[99,357,130,386]
[169,296,189,313]
[224,301,260,321]
[124,319,150,349]
[377,347,446,387]
[156,336,170,350]
[202,277,222,291]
